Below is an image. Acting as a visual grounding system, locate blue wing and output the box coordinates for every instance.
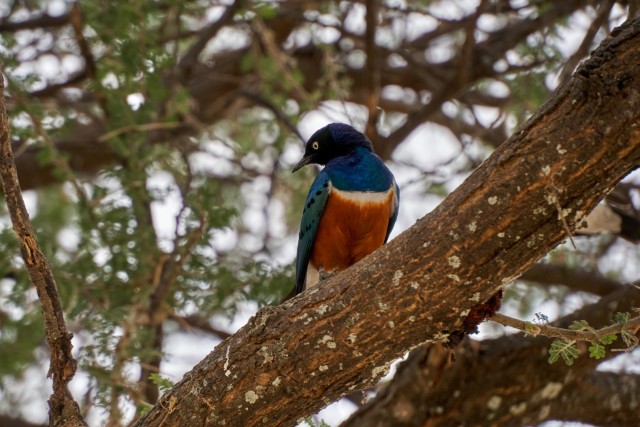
[384,181,400,243]
[295,171,332,294]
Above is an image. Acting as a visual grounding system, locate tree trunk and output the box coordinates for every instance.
[134,17,640,427]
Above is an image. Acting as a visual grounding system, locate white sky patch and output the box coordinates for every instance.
[201,26,250,58]
[343,3,366,34]
[393,121,461,168]
[57,227,80,252]
[381,85,417,105]
[126,93,145,111]
[281,141,304,169]
[211,301,259,334]
[426,39,456,63]
[404,12,438,41]
[299,399,358,427]
[190,150,236,178]
[162,331,222,380]
[210,228,238,252]
[46,0,67,16]
[101,72,119,89]
[22,190,39,217]
[148,170,182,251]
[36,54,62,80]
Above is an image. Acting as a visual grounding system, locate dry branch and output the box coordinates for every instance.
[0,74,86,426]
[491,312,640,343]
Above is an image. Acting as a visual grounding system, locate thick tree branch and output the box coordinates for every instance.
[0,75,86,426]
[134,17,640,427]
[0,13,70,31]
[548,371,640,425]
[343,283,640,427]
[521,262,623,296]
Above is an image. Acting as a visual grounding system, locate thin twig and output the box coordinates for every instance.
[97,121,184,142]
[548,179,577,249]
[491,312,640,343]
[364,0,380,138]
[558,0,615,86]
[177,0,241,77]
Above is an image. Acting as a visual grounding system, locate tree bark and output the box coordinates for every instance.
[548,371,640,426]
[0,76,86,426]
[341,282,640,427]
[133,17,640,427]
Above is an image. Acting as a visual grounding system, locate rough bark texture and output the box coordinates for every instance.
[133,17,640,427]
[0,75,86,426]
[341,283,640,427]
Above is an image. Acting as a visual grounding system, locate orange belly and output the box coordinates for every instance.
[310,190,393,273]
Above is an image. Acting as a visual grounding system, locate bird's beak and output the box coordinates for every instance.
[292,155,313,173]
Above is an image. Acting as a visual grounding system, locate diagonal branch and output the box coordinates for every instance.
[176,0,242,78]
[558,0,615,86]
[0,74,86,425]
[134,17,640,427]
[521,262,623,296]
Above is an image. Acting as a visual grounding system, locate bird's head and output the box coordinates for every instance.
[292,123,374,172]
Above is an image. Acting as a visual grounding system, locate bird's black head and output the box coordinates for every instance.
[292,123,374,172]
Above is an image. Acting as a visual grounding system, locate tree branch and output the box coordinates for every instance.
[0,75,86,425]
[548,371,640,426]
[521,262,623,296]
[491,311,640,344]
[364,0,380,138]
[0,13,70,32]
[342,283,640,427]
[134,17,640,427]
[176,1,242,78]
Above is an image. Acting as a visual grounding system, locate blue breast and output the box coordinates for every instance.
[324,146,395,192]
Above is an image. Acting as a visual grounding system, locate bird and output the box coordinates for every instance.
[291,122,400,295]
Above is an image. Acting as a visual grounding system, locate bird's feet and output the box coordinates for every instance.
[318,267,335,282]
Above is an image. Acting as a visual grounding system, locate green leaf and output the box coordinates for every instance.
[568,320,590,331]
[548,340,580,366]
[615,312,630,324]
[254,3,278,19]
[588,343,606,359]
[600,334,617,345]
[621,330,639,347]
[149,373,175,393]
[524,322,540,336]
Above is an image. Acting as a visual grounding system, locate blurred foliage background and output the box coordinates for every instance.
[0,1,639,426]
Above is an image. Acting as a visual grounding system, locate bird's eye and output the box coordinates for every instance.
[312,141,319,150]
